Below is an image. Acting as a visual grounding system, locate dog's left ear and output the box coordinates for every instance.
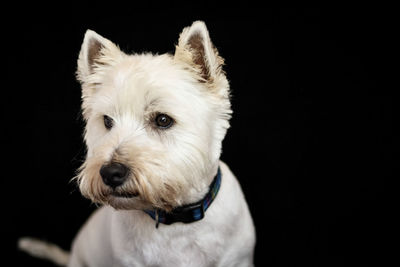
[175,21,226,89]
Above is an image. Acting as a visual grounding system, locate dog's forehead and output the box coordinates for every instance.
[106,54,195,94]
[118,54,181,81]
[94,53,205,115]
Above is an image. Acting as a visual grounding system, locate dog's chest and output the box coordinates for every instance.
[111,214,224,267]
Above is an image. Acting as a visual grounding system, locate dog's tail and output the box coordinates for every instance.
[18,237,70,266]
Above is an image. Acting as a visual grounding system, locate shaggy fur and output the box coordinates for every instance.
[19,21,255,267]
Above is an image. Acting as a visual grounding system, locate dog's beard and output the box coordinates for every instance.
[106,195,152,210]
[76,157,189,212]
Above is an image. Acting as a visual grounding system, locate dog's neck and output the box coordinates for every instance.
[143,166,222,228]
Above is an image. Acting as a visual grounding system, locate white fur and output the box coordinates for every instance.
[70,162,255,267]
[19,21,255,267]
[18,237,69,266]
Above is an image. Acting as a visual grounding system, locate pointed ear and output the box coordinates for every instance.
[174,21,225,85]
[77,30,122,83]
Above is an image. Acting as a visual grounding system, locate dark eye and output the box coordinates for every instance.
[103,115,114,130]
[155,113,174,129]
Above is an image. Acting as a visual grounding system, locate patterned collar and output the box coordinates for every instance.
[143,167,222,228]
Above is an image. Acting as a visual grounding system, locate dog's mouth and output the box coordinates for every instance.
[111,191,139,198]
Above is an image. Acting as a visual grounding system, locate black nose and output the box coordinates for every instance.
[100,162,129,188]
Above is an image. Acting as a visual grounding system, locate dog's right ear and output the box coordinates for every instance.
[77,30,123,84]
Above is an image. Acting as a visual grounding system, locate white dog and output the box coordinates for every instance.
[19,21,255,267]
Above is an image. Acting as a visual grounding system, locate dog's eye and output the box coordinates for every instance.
[155,113,174,129]
[103,115,114,130]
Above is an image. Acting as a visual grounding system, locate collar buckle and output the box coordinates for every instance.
[170,201,204,224]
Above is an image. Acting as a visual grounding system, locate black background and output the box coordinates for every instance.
[2,6,394,266]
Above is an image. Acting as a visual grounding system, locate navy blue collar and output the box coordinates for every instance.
[144,167,222,228]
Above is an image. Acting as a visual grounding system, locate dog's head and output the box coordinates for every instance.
[75,21,231,211]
